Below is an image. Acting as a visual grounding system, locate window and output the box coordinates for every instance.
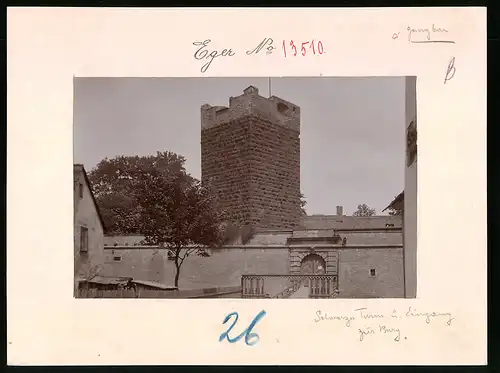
[370,268,376,277]
[78,183,84,198]
[80,226,89,252]
[167,250,175,260]
[385,223,395,227]
[277,102,290,114]
[113,256,121,262]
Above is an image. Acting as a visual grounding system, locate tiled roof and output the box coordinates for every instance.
[300,215,403,230]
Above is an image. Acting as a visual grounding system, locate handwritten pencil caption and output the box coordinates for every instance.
[314,306,455,342]
[405,24,455,44]
[444,57,456,84]
[392,24,457,84]
[193,38,327,73]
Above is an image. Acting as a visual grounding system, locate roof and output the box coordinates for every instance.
[78,276,178,290]
[79,276,133,286]
[382,191,404,212]
[300,215,402,230]
[131,279,178,290]
[74,164,107,233]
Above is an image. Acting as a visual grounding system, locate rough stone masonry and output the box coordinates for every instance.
[201,86,301,231]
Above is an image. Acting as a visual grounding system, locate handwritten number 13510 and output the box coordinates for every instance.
[219,310,267,346]
[282,40,324,57]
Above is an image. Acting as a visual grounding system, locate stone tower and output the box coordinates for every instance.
[201,86,301,231]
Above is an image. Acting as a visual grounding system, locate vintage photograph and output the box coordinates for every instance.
[74,77,417,299]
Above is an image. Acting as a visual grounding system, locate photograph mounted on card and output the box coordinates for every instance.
[7,7,487,366]
[73,76,416,301]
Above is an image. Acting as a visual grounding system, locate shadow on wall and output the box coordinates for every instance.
[173,249,289,289]
[103,248,290,290]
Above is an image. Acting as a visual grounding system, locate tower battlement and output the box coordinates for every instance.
[201,86,300,132]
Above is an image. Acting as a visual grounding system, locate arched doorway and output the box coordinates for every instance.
[300,254,326,275]
[300,253,328,296]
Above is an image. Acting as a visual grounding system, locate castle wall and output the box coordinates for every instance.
[101,235,403,298]
[338,248,404,298]
[338,231,402,245]
[102,246,403,298]
[101,246,290,290]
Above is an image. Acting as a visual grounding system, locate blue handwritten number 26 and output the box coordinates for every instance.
[219,310,267,346]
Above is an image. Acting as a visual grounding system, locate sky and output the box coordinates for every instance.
[74,77,406,216]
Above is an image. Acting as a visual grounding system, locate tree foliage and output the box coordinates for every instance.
[131,163,226,287]
[386,193,404,216]
[88,152,309,287]
[88,152,187,235]
[88,151,227,287]
[353,203,376,217]
[300,192,307,216]
[387,206,403,216]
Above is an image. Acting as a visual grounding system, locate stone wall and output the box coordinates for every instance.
[101,245,404,298]
[102,247,290,289]
[247,116,301,229]
[201,86,301,230]
[291,229,402,245]
[339,231,402,245]
[338,248,404,298]
[101,233,404,298]
[201,116,253,226]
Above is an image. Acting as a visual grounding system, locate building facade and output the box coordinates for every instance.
[73,164,106,288]
[404,76,417,298]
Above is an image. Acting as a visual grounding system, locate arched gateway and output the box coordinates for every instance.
[300,254,326,275]
[298,253,336,298]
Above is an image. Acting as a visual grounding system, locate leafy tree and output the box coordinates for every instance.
[130,164,226,288]
[300,192,307,216]
[353,203,376,217]
[387,206,403,216]
[88,152,186,235]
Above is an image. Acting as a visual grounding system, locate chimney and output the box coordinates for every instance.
[336,206,343,216]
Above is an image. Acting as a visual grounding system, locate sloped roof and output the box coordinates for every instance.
[74,164,107,233]
[382,191,404,212]
[132,279,178,290]
[80,276,133,286]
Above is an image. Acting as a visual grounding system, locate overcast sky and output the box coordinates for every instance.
[74,77,406,216]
